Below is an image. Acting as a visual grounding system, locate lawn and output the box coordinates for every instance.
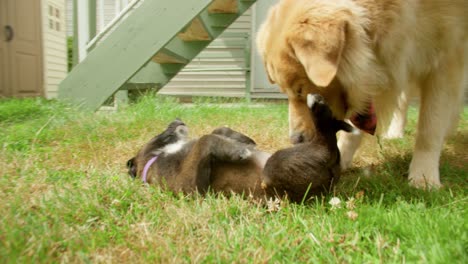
[0,95,466,263]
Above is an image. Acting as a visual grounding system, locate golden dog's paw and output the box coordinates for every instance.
[409,151,442,190]
[409,176,442,190]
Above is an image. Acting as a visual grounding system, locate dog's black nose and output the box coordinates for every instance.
[290,133,304,144]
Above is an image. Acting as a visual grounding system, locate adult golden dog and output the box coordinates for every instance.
[256,0,467,189]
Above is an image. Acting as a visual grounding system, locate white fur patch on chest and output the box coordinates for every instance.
[162,140,188,154]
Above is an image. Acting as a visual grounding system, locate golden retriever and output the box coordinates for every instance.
[256,0,467,189]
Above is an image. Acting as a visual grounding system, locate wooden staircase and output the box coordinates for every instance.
[58,0,256,110]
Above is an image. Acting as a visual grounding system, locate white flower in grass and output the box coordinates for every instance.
[266,197,282,212]
[111,199,121,206]
[346,197,356,210]
[329,197,342,209]
[346,210,358,221]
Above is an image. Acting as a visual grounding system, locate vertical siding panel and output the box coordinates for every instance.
[66,0,73,36]
[44,0,68,98]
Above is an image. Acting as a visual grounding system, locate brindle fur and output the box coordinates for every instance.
[127,119,266,195]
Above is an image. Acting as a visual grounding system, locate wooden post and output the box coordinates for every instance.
[76,0,89,62]
[88,0,97,39]
[98,0,104,32]
[115,0,121,15]
[72,0,79,67]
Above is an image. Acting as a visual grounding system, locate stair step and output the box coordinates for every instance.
[152,52,188,64]
[203,13,238,28]
[129,62,170,84]
[161,64,186,75]
[178,18,212,41]
[209,0,238,14]
[164,38,210,61]
[122,83,161,91]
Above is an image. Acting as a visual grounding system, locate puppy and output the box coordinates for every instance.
[127,119,268,196]
[256,0,468,189]
[127,94,353,202]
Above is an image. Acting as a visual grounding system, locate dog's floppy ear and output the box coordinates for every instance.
[290,21,347,87]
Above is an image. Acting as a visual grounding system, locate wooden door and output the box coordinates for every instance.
[1,0,43,97]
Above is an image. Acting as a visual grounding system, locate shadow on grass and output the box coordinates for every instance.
[335,132,467,207]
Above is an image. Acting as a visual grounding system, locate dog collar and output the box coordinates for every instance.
[349,103,377,135]
[142,155,159,183]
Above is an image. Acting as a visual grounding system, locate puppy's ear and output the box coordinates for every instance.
[127,157,137,178]
[290,21,347,87]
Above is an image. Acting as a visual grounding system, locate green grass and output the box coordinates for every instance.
[0,96,466,263]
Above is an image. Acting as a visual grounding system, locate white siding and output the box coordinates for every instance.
[43,0,68,99]
[66,0,72,36]
[99,0,124,31]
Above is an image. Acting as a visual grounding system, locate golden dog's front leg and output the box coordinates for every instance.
[409,50,466,189]
[288,97,316,144]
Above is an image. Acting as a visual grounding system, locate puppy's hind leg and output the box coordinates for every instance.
[178,134,252,193]
[198,134,253,161]
[211,127,257,146]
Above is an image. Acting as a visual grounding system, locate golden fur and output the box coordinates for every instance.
[256,0,468,188]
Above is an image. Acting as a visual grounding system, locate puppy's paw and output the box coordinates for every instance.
[226,147,252,161]
[307,94,325,109]
[237,148,252,160]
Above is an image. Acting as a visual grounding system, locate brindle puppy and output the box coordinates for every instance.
[127,94,354,202]
[126,120,269,196]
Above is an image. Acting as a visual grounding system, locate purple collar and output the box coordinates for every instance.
[142,155,159,183]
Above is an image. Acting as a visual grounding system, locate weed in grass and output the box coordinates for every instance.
[0,95,466,263]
